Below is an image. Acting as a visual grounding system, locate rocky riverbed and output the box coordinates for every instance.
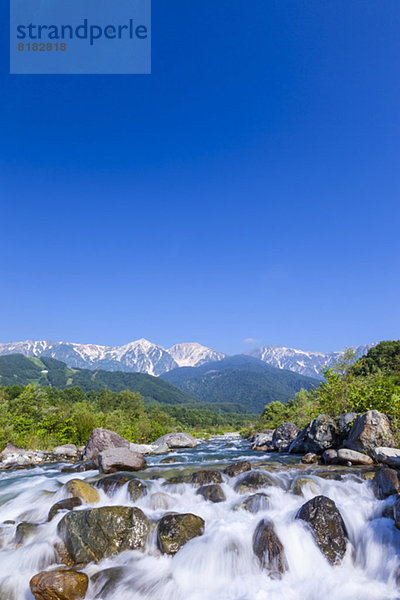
[1,432,400,600]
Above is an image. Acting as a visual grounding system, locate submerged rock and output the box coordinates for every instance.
[153,433,197,449]
[128,478,148,501]
[157,513,205,555]
[91,567,127,599]
[272,423,299,452]
[95,473,136,495]
[197,484,226,503]
[296,495,348,565]
[393,497,400,529]
[97,448,146,474]
[30,569,88,600]
[57,506,149,564]
[344,410,395,456]
[149,492,174,510]
[61,461,95,474]
[253,519,287,577]
[238,493,270,513]
[166,469,222,485]
[65,479,100,504]
[224,461,251,477]
[48,498,82,522]
[234,471,274,494]
[160,456,179,464]
[15,522,39,545]
[373,467,399,499]
[291,477,320,496]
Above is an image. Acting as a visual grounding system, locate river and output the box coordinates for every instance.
[0,437,399,600]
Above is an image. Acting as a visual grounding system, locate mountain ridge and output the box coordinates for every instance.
[0,338,374,379]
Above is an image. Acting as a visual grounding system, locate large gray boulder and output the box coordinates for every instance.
[296,495,348,565]
[82,428,130,461]
[57,506,149,564]
[344,410,395,456]
[153,432,197,449]
[251,430,275,451]
[289,414,338,455]
[373,447,400,467]
[272,423,299,452]
[97,447,146,474]
[53,444,78,458]
[253,519,287,577]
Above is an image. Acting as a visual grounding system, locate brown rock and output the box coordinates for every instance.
[30,569,88,600]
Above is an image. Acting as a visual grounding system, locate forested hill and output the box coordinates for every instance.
[161,355,318,413]
[0,354,197,406]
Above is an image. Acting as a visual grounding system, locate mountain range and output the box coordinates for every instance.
[0,338,374,379]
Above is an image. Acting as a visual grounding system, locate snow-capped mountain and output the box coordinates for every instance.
[0,339,224,376]
[168,343,226,368]
[0,338,374,379]
[246,344,374,379]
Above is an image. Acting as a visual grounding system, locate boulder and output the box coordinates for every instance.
[252,519,287,577]
[97,447,146,474]
[296,495,348,565]
[224,461,251,478]
[289,414,338,455]
[301,453,318,464]
[196,484,226,503]
[53,445,78,458]
[336,412,358,443]
[57,506,149,564]
[157,513,205,555]
[48,498,82,522]
[234,471,274,494]
[251,430,275,451]
[373,467,399,499]
[95,473,136,495]
[322,449,339,464]
[65,480,100,504]
[166,470,222,485]
[153,433,197,449]
[151,443,170,455]
[128,479,148,501]
[272,423,299,452]
[0,443,26,461]
[373,447,400,468]
[344,410,395,456]
[82,428,130,461]
[30,569,88,600]
[237,493,270,513]
[337,448,374,466]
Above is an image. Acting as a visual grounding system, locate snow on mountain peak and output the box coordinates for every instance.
[168,342,226,368]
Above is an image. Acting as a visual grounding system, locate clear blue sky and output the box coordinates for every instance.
[1,0,399,354]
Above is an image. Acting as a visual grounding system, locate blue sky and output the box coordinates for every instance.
[1,0,399,354]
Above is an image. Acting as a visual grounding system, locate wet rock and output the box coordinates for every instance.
[381,503,394,520]
[238,493,270,513]
[160,456,179,464]
[344,410,395,456]
[82,428,130,461]
[337,448,374,465]
[197,484,226,503]
[251,430,275,451]
[128,478,147,501]
[253,519,287,577]
[373,467,400,499]
[234,471,274,494]
[224,461,251,477]
[291,477,320,496]
[95,473,136,495]
[91,567,126,599]
[290,414,338,455]
[322,449,339,464]
[149,492,174,510]
[393,497,400,529]
[30,569,88,600]
[15,522,39,544]
[53,445,78,459]
[373,447,400,468]
[65,479,100,504]
[302,453,318,464]
[48,498,82,522]
[61,461,95,474]
[54,541,74,566]
[157,513,205,555]
[58,506,149,564]
[167,469,223,485]
[272,423,299,452]
[296,495,348,565]
[98,447,146,474]
[153,433,197,449]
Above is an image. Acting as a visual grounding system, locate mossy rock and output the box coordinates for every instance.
[48,498,82,522]
[157,513,205,555]
[196,484,226,503]
[128,479,148,502]
[65,479,100,504]
[291,477,321,496]
[236,493,270,513]
[234,471,274,494]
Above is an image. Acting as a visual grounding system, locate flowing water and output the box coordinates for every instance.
[1,437,400,600]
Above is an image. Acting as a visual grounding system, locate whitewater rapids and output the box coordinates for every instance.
[0,438,399,600]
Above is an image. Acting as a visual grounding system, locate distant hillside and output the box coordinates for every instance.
[161,355,317,412]
[0,354,197,406]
